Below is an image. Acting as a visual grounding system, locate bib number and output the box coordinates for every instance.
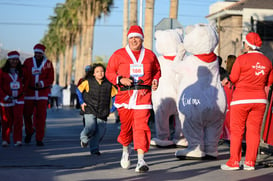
[130,64,144,77]
[10,82,20,90]
[32,68,41,75]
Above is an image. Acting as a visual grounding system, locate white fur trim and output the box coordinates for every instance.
[34,49,44,54]
[230,99,267,106]
[40,81,44,88]
[245,39,260,50]
[8,55,19,59]
[128,32,143,40]
[4,95,9,101]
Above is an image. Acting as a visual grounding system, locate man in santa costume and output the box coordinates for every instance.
[23,43,54,146]
[0,51,24,147]
[221,32,273,171]
[106,25,161,173]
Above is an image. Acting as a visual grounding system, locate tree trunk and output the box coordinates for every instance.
[65,39,74,85]
[129,0,138,26]
[78,0,88,83]
[122,0,129,47]
[58,52,65,86]
[74,31,82,83]
[144,0,154,50]
[169,0,178,19]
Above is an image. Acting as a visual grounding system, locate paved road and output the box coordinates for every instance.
[0,107,273,181]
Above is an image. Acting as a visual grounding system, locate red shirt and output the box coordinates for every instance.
[230,51,273,104]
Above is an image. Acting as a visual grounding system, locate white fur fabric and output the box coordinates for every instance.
[184,24,218,55]
[174,24,226,157]
[151,29,185,145]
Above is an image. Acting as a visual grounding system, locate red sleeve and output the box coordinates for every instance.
[0,69,7,99]
[267,68,273,87]
[106,52,119,85]
[152,55,161,82]
[23,59,30,92]
[42,60,54,88]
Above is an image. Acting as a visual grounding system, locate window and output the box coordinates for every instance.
[257,21,273,41]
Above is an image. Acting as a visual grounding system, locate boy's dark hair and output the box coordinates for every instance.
[91,63,106,76]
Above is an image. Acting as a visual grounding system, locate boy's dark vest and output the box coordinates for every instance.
[82,77,112,121]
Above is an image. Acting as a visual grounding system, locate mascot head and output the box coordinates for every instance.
[155,29,184,56]
[184,24,218,55]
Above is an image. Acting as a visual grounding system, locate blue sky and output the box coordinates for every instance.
[0,0,222,58]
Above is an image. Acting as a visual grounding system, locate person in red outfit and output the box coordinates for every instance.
[0,51,24,147]
[23,43,54,146]
[106,25,161,173]
[221,32,273,171]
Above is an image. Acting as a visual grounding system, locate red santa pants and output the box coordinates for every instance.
[117,108,151,152]
[1,104,24,143]
[23,100,48,142]
[228,103,266,167]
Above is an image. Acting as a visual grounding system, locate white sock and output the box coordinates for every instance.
[123,146,129,153]
[138,153,144,161]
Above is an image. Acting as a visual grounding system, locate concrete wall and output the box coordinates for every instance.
[218,15,243,68]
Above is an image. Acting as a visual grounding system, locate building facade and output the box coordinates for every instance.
[207,0,273,67]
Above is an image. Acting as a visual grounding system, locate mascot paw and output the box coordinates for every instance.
[173,138,188,148]
[175,147,205,160]
[151,138,175,148]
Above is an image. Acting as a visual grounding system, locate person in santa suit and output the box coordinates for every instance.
[221,32,273,171]
[0,51,24,147]
[23,43,54,146]
[106,25,161,173]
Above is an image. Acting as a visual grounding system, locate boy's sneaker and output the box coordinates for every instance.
[2,141,8,147]
[81,141,88,148]
[243,163,255,171]
[120,151,130,169]
[36,141,44,146]
[135,159,149,173]
[220,164,240,171]
[14,141,22,147]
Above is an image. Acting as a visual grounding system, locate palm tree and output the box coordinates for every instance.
[75,0,113,83]
[42,0,114,85]
[122,0,129,47]
[129,0,138,26]
[143,0,154,50]
[170,0,178,19]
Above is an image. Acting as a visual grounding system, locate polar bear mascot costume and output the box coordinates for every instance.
[151,29,188,147]
[174,24,226,159]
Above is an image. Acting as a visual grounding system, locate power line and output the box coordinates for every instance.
[0,2,55,8]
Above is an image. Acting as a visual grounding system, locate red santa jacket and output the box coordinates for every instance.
[230,51,273,105]
[0,69,24,107]
[106,45,161,109]
[23,57,54,100]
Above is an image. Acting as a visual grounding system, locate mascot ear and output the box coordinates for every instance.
[154,30,162,40]
[185,25,195,35]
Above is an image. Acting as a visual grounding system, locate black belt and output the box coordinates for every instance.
[29,86,50,90]
[120,85,151,91]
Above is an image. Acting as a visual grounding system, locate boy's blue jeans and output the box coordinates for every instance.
[80,114,106,154]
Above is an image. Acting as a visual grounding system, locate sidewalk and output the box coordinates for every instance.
[0,107,272,181]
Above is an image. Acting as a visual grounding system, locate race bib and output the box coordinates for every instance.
[130,64,144,77]
[32,68,41,75]
[10,82,20,90]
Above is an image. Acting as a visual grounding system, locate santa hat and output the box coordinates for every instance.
[127,25,144,40]
[7,51,20,60]
[245,32,262,50]
[33,43,46,54]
